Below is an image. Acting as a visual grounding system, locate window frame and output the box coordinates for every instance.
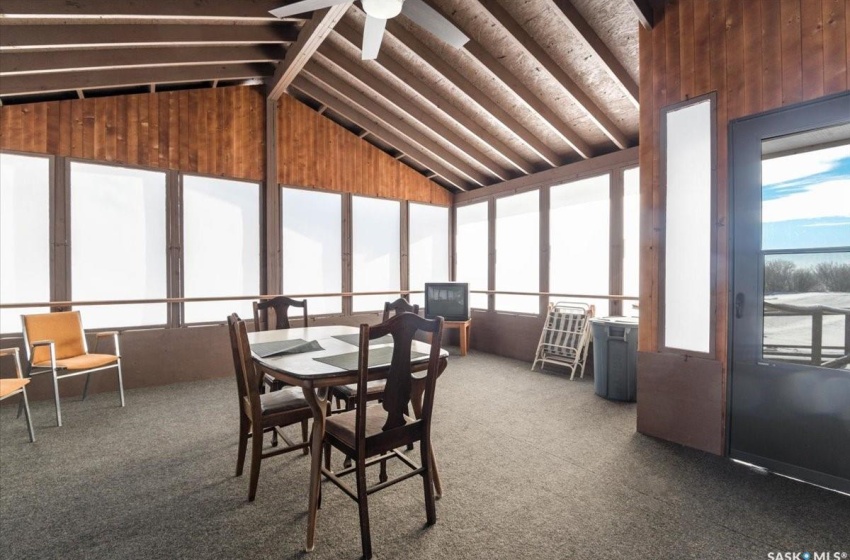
[179,171,263,327]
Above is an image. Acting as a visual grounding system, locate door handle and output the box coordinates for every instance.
[735,292,745,319]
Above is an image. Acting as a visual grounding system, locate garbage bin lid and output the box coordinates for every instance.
[589,316,639,326]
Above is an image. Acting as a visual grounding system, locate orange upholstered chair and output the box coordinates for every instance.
[0,348,35,442]
[21,311,125,427]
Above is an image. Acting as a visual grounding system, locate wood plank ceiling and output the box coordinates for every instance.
[0,0,646,192]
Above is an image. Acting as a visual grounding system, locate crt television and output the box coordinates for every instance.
[424,282,469,322]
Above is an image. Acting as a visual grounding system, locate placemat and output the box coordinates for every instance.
[252,339,323,358]
[313,346,426,371]
[332,333,393,346]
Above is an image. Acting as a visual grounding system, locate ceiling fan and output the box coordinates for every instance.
[269,0,469,60]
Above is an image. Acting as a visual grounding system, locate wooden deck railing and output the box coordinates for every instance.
[763,301,850,368]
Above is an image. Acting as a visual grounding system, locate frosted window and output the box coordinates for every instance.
[664,99,712,353]
[0,154,51,333]
[550,175,611,317]
[70,162,167,328]
[352,196,400,312]
[282,188,342,315]
[183,175,259,323]
[496,191,539,313]
[455,202,488,310]
[623,167,641,316]
[409,203,449,308]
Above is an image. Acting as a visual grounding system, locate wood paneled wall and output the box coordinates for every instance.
[277,95,452,205]
[0,87,451,205]
[638,0,848,454]
[0,86,266,181]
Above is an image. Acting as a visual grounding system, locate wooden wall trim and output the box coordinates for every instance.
[454,146,639,204]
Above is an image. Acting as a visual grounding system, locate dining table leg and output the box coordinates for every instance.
[301,384,329,553]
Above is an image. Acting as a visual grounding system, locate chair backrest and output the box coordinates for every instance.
[253,296,308,331]
[354,313,443,445]
[22,311,87,363]
[227,313,261,419]
[381,298,420,322]
[544,302,592,356]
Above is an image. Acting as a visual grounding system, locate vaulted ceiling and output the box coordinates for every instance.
[0,0,652,192]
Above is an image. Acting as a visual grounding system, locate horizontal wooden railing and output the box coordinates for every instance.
[763,301,850,368]
[0,290,639,309]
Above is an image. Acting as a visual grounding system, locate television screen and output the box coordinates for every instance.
[424,282,469,321]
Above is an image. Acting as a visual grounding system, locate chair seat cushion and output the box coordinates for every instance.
[332,379,387,399]
[33,353,118,370]
[259,386,309,415]
[0,378,29,399]
[325,405,413,449]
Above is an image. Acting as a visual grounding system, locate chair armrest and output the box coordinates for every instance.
[31,340,54,347]
[94,331,120,357]
[0,347,24,378]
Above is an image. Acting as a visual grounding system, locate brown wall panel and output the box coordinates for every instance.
[0,86,266,182]
[639,0,850,455]
[276,95,452,205]
[637,352,723,455]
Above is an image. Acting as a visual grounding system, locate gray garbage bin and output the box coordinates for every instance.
[590,317,639,402]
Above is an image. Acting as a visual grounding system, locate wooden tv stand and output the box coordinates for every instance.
[430,319,472,356]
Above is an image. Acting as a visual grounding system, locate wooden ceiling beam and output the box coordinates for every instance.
[0,63,273,96]
[422,0,596,158]
[625,0,654,29]
[267,3,351,100]
[0,45,284,75]
[476,0,631,148]
[333,21,533,176]
[317,46,507,181]
[0,24,299,49]
[291,75,470,191]
[0,0,304,20]
[547,0,639,107]
[303,63,488,187]
[377,13,563,168]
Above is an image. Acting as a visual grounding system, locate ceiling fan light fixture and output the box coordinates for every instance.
[361,0,403,19]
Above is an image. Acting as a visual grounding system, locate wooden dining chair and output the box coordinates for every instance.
[252,296,308,394]
[331,298,419,411]
[0,348,35,443]
[252,296,308,332]
[321,312,444,560]
[227,313,312,502]
[21,311,124,427]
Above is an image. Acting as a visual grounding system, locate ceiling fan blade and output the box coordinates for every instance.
[400,0,469,49]
[269,0,347,18]
[361,15,387,60]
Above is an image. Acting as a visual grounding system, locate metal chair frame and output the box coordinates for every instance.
[532,301,594,379]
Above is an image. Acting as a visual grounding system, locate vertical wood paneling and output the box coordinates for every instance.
[801,0,825,99]
[780,0,804,104]
[639,0,849,456]
[742,0,764,115]
[678,0,695,99]
[665,0,681,104]
[0,85,450,205]
[823,0,847,94]
[276,95,451,205]
[762,1,784,109]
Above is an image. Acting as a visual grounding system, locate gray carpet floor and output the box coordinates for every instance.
[1,350,848,559]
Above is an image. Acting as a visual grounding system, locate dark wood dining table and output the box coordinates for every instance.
[248,324,448,552]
